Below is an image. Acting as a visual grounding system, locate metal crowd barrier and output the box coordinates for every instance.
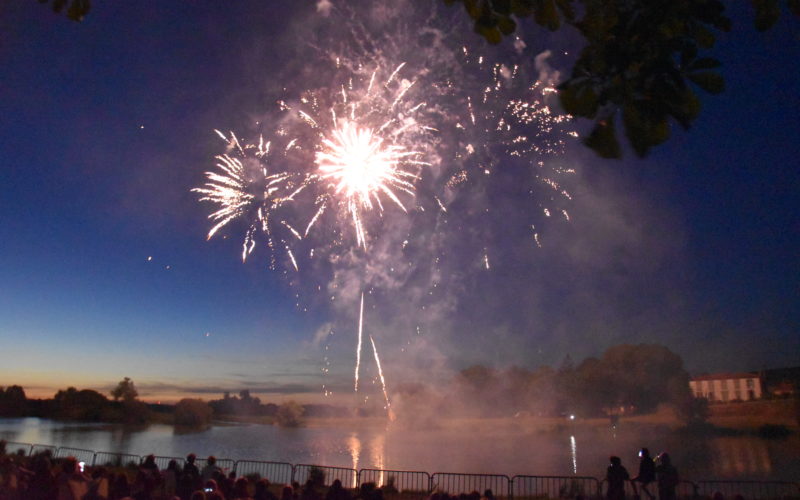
[697,480,800,500]
[30,444,57,456]
[151,455,185,470]
[54,446,95,465]
[235,460,294,485]
[4,440,800,499]
[295,464,358,488]
[195,456,236,473]
[677,480,699,499]
[93,451,141,468]
[431,472,512,498]
[1,441,32,456]
[512,475,601,499]
[359,468,431,496]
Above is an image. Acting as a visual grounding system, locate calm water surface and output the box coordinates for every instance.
[1,418,797,481]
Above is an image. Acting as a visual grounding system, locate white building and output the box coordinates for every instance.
[689,372,763,402]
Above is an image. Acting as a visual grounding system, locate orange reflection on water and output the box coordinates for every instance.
[712,438,772,477]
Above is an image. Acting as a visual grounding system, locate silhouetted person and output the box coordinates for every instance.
[656,453,679,500]
[359,482,380,500]
[231,476,251,500]
[633,448,655,500]
[163,459,180,498]
[482,490,495,500]
[182,453,202,499]
[83,467,109,500]
[282,485,296,500]
[204,479,222,499]
[28,453,56,500]
[202,457,223,483]
[605,456,629,500]
[326,479,351,500]
[57,456,90,500]
[111,471,131,500]
[254,479,277,500]
[301,478,322,500]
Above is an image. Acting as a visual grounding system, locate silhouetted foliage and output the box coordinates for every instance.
[37,0,91,21]
[275,400,305,427]
[0,385,29,417]
[110,377,139,402]
[434,343,694,420]
[208,390,277,417]
[174,398,213,426]
[53,387,110,421]
[443,0,800,158]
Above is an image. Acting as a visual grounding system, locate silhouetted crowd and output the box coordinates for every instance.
[605,448,679,500]
[2,450,307,500]
[0,443,745,500]
[0,448,435,500]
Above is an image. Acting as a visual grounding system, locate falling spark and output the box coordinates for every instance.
[369,334,393,417]
[286,246,299,271]
[354,292,364,392]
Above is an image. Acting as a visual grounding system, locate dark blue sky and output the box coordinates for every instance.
[0,1,797,402]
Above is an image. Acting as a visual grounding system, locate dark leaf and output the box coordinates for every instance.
[497,16,517,35]
[533,0,561,31]
[671,89,702,129]
[688,57,721,71]
[688,71,725,94]
[584,117,621,159]
[559,81,599,118]
[751,0,781,31]
[690,24,717,49]
[476,23,503,44]
[789,0,800,16]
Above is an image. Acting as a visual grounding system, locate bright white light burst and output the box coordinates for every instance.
[316,121,420,248]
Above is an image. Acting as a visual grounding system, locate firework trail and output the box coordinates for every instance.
[354,291,364,392]
[369,333,393,419]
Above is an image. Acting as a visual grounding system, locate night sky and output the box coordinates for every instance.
[1,1,798,403]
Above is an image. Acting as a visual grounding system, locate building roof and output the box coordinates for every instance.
[691,372,759,381]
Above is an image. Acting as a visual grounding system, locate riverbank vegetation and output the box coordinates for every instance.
[1,343,796,434]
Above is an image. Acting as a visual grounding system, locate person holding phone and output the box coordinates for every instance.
[56,456,90,500]
[632,448,656,500]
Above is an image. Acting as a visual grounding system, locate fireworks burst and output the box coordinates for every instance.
[317,121,421,248]
[289,62,434,248]
[193,131,309,267]
[193,7,577,420]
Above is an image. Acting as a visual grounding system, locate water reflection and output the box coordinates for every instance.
[371,433,385,485]
[711,438,772,477]
[569,435,577,475]
[348,433,361,488]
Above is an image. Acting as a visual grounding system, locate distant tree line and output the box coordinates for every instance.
[0,377,151,425]
[0,378,341,428]
[394,343,709,425]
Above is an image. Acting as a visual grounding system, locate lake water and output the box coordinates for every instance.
[1,418,798,481]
